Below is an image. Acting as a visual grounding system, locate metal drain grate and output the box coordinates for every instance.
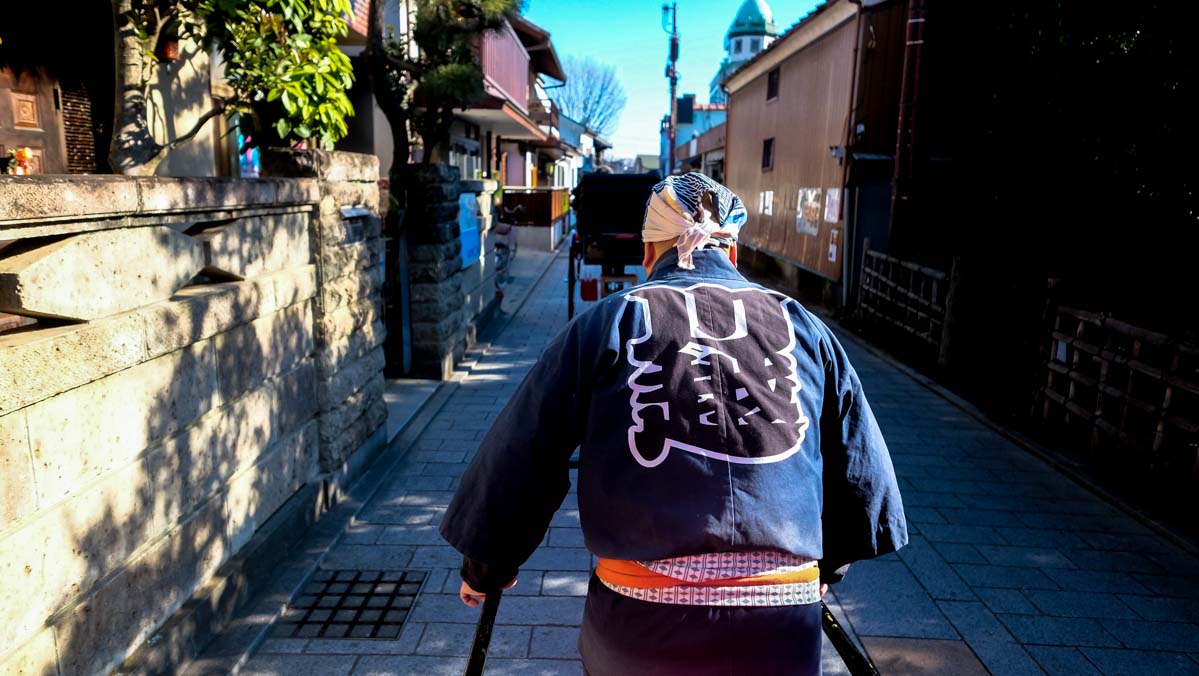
[275,570,426,639]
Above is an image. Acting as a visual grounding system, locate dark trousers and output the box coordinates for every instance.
[578,575,822,676]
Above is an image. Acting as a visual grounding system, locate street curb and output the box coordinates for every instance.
[824,315,1199,561]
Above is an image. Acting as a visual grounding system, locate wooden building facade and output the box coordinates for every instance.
[724,0,919,296]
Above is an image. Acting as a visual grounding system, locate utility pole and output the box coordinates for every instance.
[662,2,679,175]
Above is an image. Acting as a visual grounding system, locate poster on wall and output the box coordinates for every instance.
[759,190,774,216]
[824,188,842,223]
[795,188,822,236]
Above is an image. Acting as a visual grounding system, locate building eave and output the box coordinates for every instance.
[510,14,567,82]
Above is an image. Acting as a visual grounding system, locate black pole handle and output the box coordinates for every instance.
[821,601,879,676]
[464,589,503,676]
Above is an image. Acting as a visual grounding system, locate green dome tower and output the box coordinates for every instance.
[710,0,781,103]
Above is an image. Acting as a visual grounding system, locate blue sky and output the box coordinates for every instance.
[524,0,823,158]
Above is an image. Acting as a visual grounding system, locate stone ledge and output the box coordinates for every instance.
[0,176,320,234]
[0,226,206,321]
[260,148,379,183]
[193,212,311,280]
[0,266,317,416]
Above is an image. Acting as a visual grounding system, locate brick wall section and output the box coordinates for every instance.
[0,158,387,674]
[60,84,99,174]
[261,149,388,472]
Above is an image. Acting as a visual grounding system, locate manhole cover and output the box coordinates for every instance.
[275,570,426,639]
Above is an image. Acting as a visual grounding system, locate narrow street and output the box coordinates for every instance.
[238,252,1199,676]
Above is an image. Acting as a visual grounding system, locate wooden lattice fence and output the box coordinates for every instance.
[857,243,959,365]
[1037,306,1199,469]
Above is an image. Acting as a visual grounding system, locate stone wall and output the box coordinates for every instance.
[0,151,385,674]
[401,165,467,379]
[400,168,501,379]
[261,150,388,475]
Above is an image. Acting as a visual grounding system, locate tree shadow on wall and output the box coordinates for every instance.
[23,271,318,675]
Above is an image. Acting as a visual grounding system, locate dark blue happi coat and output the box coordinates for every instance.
[440,247,907,581]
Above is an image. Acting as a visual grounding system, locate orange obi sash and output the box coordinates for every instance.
[596,557,820,589]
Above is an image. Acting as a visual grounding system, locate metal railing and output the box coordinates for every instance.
[500,187,570,227]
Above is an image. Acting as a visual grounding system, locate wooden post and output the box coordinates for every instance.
[856,237,871,320]
[937,256,960,367]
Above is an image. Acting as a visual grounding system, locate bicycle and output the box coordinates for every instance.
[493,204,522,299]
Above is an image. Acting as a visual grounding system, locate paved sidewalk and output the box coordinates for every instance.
[825,329,1199,675]
[240,252,1199,676]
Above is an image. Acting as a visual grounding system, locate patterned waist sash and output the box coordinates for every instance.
[595,551,821,607]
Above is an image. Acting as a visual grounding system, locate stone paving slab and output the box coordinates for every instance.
[234,252,1199,674]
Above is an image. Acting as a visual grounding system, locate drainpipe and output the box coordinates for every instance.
[841,0,865,310]
[890,0,926,246]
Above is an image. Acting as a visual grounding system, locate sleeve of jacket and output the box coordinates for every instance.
[439,321,586,583]
[817,324,908,580]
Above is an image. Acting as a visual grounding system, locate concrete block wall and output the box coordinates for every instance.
[0,156,386,675]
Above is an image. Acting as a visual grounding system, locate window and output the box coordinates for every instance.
[750,38,760,52]
[733,39,742,54]
[766,67,780,101]
[761,138,774,170]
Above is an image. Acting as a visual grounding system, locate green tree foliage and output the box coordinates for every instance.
[112,0,356,174]
[367,0,521,166]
